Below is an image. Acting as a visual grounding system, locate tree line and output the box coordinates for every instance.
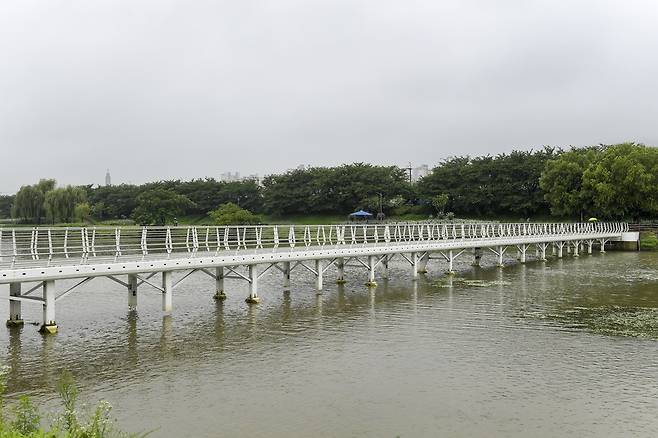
[1,143,656,225]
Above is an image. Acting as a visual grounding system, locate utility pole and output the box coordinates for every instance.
[406,162,413,184]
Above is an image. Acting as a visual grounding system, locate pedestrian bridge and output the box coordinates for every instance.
[0,222,630,333]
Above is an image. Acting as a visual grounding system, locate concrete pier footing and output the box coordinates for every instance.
[472,248,482,267]
[411,252,419,280]
[315,259,324,293]
[417,253,429,274]
[336,258,346,284]
[128,274,138,309]
[162,271,173,314]
[7,283,24,327]
[245,265,260,304]
[365,255,377,288]
[40,280,57,334]
[282,262,291,290]
[213,267,226,300]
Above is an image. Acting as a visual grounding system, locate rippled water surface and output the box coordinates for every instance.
[0,251,657,437]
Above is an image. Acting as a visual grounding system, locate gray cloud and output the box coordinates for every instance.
[1,0,657,192]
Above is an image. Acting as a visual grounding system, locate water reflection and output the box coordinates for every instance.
[126,311,138,365]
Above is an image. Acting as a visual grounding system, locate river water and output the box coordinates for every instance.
[0,250,656,437]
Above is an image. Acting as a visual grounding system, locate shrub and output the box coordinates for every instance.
[0,368,146,437]
[208,203,262,225]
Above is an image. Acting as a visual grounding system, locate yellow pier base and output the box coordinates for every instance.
[365,281,378,288]
[6,319,24,327]
[213,292,227,301]
[39,324,58,334]
[245,296,261,304]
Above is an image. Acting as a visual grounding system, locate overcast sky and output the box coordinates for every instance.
[1,0,657,193]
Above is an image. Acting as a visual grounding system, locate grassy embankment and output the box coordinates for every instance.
[640,231,658,251]
[0,213,429,227]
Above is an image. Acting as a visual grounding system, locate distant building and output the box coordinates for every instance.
[219,172,260,184]
[412,164,430,182]
[219,172,241,182]
[105,169,111,186]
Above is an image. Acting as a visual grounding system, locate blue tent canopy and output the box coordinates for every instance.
[349,210,373,217]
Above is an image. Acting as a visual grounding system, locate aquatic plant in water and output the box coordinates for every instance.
[0,367,148,438]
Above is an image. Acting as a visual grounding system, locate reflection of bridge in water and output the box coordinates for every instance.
[0,222,631,333]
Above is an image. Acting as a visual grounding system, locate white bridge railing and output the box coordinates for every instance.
[0,222,627,269]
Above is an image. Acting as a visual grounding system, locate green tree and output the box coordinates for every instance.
[43,186,86,224]
[0,195,14,219]
[208,203,262,225]
[91,201,106,220]
[87,184,141,219]
[262,163,411,216]
[12,185,45,223]
[36,179,56,194]
[539,147,599,218]
[431,194,449,214]
[581,143,658,219]
[418,148,557,217]
[11,179,58,224]
[132,189,195,225]
[74,202,92,222]
[540,143,658,220]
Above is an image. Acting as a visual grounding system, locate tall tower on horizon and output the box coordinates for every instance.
[105,169,111,186]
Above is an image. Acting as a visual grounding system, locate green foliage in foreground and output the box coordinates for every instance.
[208,203,262,225]
[0,369,146,438]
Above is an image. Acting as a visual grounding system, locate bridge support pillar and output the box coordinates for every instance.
[496,246,505,267]
[552,243,556,256]
[315,259,323,293]
[128,274,138,309]
[599,239,606,253]
[39,280,57,334]
[214,267,226,300]
[557,242,564,258]
[7,283,24,327]
[472,248,482,267]
[411,253,419,280]
[162,271,173,314]
[366,255,377,287]
[336,258,346,284]
[517,244,528,263]
[572,241,580,257]
[539,243,548,261]
[246,265,260,304]
[382,255,389,279]
[587,240,593,254]
[447,250,455,275]
[282,262,291,290]
[417,253,429,274]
